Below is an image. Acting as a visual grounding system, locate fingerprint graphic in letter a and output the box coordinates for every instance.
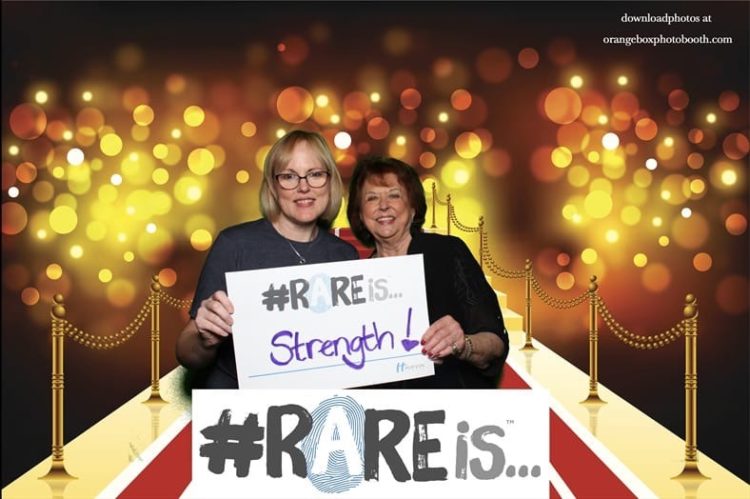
[301,396,365,493]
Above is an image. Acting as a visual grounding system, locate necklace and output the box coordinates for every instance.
[284,227,317,265]
[286,240,307,264]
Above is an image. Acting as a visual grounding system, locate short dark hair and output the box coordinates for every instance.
[347,156,427,247]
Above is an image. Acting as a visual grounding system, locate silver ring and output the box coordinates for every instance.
[450,342,459,356]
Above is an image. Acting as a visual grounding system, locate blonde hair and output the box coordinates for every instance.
[259,130,344,228]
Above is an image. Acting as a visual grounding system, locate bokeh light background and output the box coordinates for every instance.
[2,1,748,486]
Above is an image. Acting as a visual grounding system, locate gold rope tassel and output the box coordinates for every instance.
[40,294,76,481]
[673,293,709,480]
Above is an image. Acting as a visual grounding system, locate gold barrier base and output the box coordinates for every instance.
[39,462,76,481]
[520,342,538,351]
[581,393,607,405]
[673,461,710,481]
[143,391,168,405]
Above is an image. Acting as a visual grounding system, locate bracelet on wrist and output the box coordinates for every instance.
[460,335,473,361]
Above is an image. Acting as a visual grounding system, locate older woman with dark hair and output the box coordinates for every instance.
[347,156,508,388]
[177,130,358,388]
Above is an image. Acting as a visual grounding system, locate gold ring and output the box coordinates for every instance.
[451,342,459,356]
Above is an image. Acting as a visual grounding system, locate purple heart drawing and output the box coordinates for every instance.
[401,339,420,352]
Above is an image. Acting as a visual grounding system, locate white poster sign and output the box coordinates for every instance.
[184,389,549,499]
[226,255,434,388]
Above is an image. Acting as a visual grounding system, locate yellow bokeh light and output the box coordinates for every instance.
[620,206,641,226]
[721,170,737,186]
[661,190,671,201]
[689,178,706,194]
[35,90,49,104]
[658,235,670,246]
[315,94,329,107]
[587,151,600,163]
[46,263,63,280]
[633,253,648,267]
[581,248,598,264]
[190,229,213,251]
[652,217,663,227]
[440,159,474,189]
[174,176,204,204]
[183,105,205,127]
[438,112,449,123]
[605,229,619,243]
[330,114,340,124]
[370,92,381,103]
[236,170,250,184]
[663,136,674,147]
[152,168,170,185]
[152,143,168,159]
[551,146,573,168]
[133,104,155,126]
[567,165,589,187]
[82,91,93,102]
[598,115,608,125]
[123,251,135,262]
[100,133,123,157]
[584,190,612,219]
[146,223,157,233]
[171,128,182,139]
[633,168,652,187]
[69,245,84,259]
[562,204,577,220]
[706,112,717,124]
[187,148,215,175]
[455,132,483,159]
[99,269,113,283]
[9,145,20,155]
[570,75,583,88]
[617,75,628,86]
[49,206,78,234]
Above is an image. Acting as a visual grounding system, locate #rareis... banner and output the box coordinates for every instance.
[185,389,549,498]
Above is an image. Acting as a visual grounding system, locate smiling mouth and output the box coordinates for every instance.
[375,216,395,223]
[294,198,315,206]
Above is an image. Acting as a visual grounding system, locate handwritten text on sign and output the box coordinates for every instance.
[226,255,434,388]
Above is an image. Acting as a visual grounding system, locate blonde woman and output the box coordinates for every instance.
[177,130,357,388]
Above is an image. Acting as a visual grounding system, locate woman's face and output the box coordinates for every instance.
[360,172,415,246]
[274,141,330,228]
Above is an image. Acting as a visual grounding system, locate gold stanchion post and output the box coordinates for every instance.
[478,217,484,271]
[673,293,708,480]
[430,182,437,229]
[521,259,536,350]
[446,194,452,235]
[41,294,76,481]
[145,275,166,404]
[582,276,605,404]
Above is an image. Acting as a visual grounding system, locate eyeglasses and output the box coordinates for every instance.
[274,170,330,190]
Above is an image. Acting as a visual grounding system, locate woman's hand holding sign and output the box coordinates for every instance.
[195,291,235,347]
